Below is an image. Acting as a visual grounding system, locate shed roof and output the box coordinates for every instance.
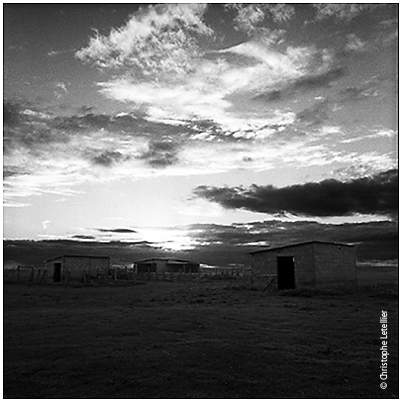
[45,255,110,262]
[134,258,198,264]
[249,240,355,255]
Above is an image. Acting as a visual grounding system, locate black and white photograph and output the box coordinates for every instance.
[3,3,398,398]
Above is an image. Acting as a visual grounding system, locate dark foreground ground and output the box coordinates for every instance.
[3,266,399,398]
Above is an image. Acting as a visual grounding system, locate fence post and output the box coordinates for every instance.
[36,269,41,282]
[41,269,47,282]
[17,265,21,281]
[30,267,35,282]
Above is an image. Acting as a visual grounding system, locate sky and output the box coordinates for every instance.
[3,3,398,257]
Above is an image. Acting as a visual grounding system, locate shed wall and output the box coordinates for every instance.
[45,257,64,281]
[46,257,110,281]
[135,261,200,274]
[313,243,356,287]
[251,244,316,288]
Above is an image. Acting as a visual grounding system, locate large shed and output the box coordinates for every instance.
[133,258,199,274]
[249,241,357,289]
[45,255,110,282]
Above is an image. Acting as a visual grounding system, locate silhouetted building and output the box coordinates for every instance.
[134,258,199,274]
[45,255,110,282]
[249,241,356,289]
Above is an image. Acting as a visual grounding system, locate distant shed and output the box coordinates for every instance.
[45,255,110,282]
[250,241,357,289]
[133,258,199,274]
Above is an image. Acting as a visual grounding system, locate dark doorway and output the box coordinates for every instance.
[277,256,295,290]
[53,262,62,283]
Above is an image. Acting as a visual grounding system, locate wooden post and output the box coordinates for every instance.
[41,269,47,282]
[17,265,21,281]
[114,268,117,281]
[36,269,41,282]
[30,267,35,282]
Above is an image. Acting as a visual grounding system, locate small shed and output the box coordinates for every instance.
[133,258,199,274]
[45,255,110,282]
[249,241,357,289]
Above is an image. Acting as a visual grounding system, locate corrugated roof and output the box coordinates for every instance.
[45,255,110,262]
[249,240,355,255]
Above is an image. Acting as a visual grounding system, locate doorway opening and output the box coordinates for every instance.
[53,262,62,283]
[277,256,295,290]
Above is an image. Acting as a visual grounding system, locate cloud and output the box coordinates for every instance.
[76,4,212,78]
[312,4,386,22]
[296,101,329,127]
[96,228,137,233]
[293,66,345,91]
[5,97,394,208]
[344,34,367,53]
[42,220,51,230]
[91,150,124,167]
[252,65,345,103]
[193,170,398,217]
[139,139,180,168]
[340,128,396,144]
[71,235,96,240]
[3,219,398,268]
[226,4,295,36]
[56,82,69,93]
[4,102,22,126]
[76,3,344,130]
[337,79,380,103]
[47,49,74,57]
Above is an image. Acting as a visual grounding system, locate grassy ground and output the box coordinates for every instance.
[3,266,399,398]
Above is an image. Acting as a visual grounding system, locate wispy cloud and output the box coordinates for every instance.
[226,4,295,36]
[76,3,211,77]
[344,34,367,53]
[56,82,69,93]
[312,4,389,22]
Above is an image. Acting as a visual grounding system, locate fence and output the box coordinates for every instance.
[3,265,48,283]
[4,265,250,284]
[111,266,247,282]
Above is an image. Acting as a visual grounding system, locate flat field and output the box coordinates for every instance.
[3,266,398,398]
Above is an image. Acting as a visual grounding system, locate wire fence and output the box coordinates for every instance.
[3,265,47,283]
[3,265,250,284]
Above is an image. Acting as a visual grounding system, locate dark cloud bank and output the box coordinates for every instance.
[3,220,397,269]
[194,170,398,217]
